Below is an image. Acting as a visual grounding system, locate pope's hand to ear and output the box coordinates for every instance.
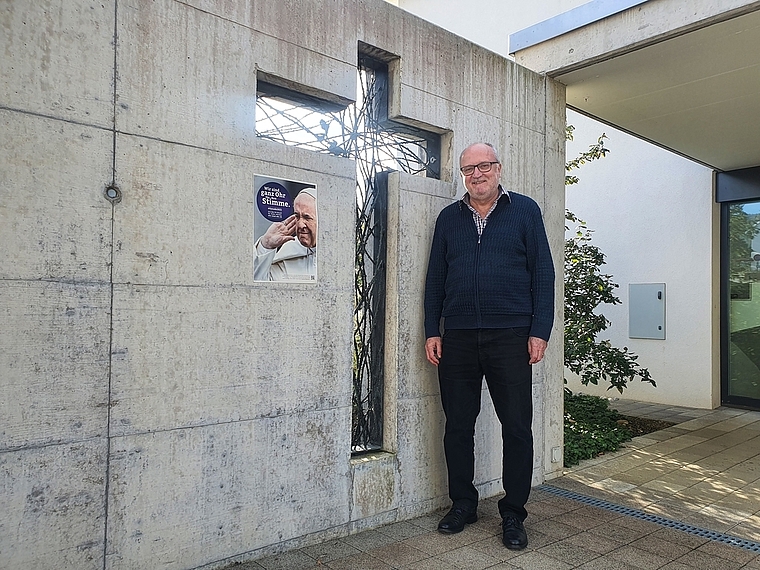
[260,214,297,250]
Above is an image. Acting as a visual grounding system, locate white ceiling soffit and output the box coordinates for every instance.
[516,0,760,170]
[556,8,760,172]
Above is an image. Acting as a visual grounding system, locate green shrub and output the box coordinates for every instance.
[564,392,632,467]
[564,126,655,393]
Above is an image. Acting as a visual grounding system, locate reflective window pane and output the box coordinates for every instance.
[727,201,760,401]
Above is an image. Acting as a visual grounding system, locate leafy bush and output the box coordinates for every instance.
[564,126,655,393]
[564,214,656,393]
[564,392,632,467]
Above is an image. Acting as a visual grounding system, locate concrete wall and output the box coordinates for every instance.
[0,1,565,569]
[399,0,720,409]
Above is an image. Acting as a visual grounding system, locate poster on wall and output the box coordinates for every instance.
[253,175,318,283]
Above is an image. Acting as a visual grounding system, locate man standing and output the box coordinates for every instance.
[424,142,554,550]
[254,189,318,281]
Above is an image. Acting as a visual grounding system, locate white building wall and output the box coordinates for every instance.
[399,0,589,56]
[399,0,719,409]
[564,113,717,407]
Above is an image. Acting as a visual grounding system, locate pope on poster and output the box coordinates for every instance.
[253,177,318,282]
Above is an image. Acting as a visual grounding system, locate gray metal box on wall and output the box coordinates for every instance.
[629,283,666,339]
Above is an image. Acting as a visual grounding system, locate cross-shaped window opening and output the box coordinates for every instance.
[256,53,442,454]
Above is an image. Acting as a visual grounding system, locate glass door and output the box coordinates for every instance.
[724,200,760,408]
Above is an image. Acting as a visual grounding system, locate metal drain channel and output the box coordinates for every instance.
[538,484,760,553]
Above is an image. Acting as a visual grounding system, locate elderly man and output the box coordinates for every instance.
[424,142,554,550]
[254,188,317,281]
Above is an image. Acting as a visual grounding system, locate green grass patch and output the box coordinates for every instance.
[564,392,632,468]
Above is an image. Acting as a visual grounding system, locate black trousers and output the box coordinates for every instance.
[437,327,534,521]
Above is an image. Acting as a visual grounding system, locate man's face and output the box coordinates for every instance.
[460,144,502,204]
[294,193,317,248]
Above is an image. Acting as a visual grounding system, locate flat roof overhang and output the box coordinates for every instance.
[511,0,760,172]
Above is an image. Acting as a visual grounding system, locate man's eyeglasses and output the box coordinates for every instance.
[460,161,500,176]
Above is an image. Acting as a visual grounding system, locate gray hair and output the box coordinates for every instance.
[459,142,500,164]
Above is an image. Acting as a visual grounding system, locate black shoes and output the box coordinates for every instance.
[437,505,527,550]
[437,506,478,534]
[501,515,528,550]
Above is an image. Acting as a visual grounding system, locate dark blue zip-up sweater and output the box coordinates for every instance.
[424,191,555,341]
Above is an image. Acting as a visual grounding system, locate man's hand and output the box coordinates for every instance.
[260,214,297,250]
[528,337,547,365]
[425,336,442,366]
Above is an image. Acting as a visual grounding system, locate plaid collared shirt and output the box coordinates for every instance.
[462,186,511,236]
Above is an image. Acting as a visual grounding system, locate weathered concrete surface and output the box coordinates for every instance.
[109,284,353,435]
[106,410,350,570]
[541,76,567,475]
[0,281,110,449]
[350,452,398,523]
[0,111,113,282]
[383,173,453,512]
[0,0,565,568]
[0,440,107,570]
[0,0,114,127]
[0,110,112,451]
[1,8,114,563]
[116,0,356,152]
[112,135,355,287]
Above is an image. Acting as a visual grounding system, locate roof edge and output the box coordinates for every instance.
[508,0,650,54]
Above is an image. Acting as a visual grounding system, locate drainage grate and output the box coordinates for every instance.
[538,484,760,553]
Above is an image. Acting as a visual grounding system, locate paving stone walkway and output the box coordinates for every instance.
[235,401,760,569]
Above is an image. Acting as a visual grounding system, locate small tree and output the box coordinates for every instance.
[728,203,760,280]
[564,126,655,393]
